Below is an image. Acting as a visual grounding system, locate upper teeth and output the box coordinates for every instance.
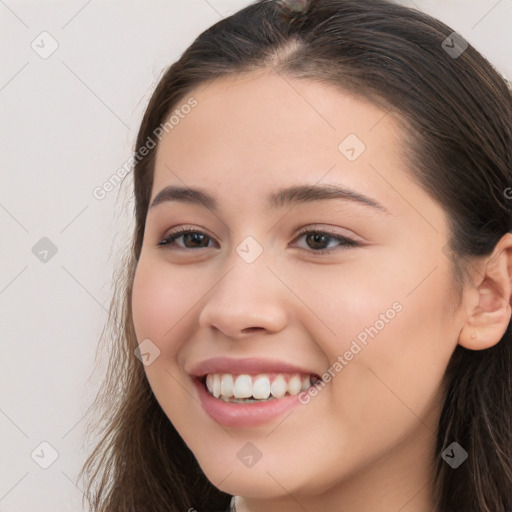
[205,373,314,400]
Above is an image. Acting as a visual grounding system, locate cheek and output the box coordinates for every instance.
[326,273,456,435]
[132,262,169,345]
[287,256,404,349]
[299,253,456,431]
[131,259,203,351]
[131,259,207,424]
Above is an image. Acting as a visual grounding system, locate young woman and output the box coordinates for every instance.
[79,0,512,510]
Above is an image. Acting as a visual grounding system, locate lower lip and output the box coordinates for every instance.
[193,377,303,428]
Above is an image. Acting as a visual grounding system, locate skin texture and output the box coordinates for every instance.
[131,70,512,512]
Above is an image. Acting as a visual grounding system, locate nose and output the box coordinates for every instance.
[197,249,289,339]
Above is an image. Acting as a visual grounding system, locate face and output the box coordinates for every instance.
[131,71,464,508]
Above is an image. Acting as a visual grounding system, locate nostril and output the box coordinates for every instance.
[241,327,265,334]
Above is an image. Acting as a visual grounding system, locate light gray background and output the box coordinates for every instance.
[1,1,511,510]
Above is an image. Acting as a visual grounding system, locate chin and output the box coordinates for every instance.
[194,447,318,499]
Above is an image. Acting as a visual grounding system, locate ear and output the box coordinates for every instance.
[458,232,512,350]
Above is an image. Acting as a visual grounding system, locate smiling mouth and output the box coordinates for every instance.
[200,372,321,403]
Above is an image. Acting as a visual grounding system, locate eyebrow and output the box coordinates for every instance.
[149,184,389,213]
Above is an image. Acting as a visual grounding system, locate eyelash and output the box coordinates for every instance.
[157,226,361,255]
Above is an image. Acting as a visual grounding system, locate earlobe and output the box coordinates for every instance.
[458,233,512,351]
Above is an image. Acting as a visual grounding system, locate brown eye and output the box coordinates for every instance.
[158,229,214,249]
[293,229,360,254]
[156,227,360,254]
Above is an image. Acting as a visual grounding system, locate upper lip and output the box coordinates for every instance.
[189,356,321,378]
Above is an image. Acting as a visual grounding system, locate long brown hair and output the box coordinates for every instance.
[79,1,512,510]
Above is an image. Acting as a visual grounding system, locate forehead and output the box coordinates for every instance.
[150,71,423,221]
[155,70,398,165]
